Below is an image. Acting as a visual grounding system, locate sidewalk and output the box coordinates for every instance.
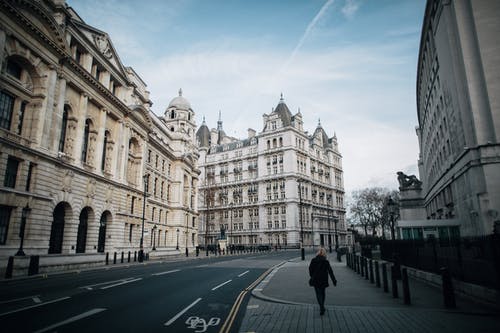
[239,253,500,333]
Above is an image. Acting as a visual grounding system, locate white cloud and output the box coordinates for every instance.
[133,42,419,192]
[341,0,361,19]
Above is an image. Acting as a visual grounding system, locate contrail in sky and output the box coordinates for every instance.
[285,0,335,68]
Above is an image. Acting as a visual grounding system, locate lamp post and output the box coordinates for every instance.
[176,228,179,250]
[298,180,305,260]
[334,216,339,251]
[229,202,233,254]
[387,196,396,240]
[387,196,400,279]
[152,225,157,251]
[139,175,148,262]
[16,204,31,256]
[185,212,189,257]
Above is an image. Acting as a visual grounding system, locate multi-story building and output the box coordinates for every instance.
[196,95,346,249]
[401,0,500,237]
[0,0,198,270]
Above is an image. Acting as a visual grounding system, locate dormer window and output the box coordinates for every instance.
[170,110,175,119]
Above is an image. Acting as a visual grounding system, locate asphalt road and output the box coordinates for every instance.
[0,251,298,332]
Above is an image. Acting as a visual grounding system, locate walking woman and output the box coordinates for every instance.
[309,247,337,315]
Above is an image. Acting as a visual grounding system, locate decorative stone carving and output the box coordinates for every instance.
[62,170,74,192]
[397,171,422,190]
[86,179,96,198]
[93,35,112,58]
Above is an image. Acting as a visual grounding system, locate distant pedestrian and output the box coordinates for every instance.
[309,247,337,315]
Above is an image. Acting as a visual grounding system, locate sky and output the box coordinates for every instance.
[67,0,427,192]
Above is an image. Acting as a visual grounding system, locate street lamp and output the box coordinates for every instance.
[152,225,157,251]
[229,202,233,254]
[328,209,332,254]
[176,228,179,250]
[139,174,148,262]
[185,212,189,257]
[298,180,305,260]
[334,216,339,252]
[16,204,31,256]
[387,196,397,240]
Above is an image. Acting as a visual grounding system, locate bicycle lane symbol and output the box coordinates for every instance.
[185,316,221,333]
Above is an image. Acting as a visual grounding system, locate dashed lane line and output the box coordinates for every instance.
[100,278,142,290]
[0,296,71,317]
[151,269,181,276]
[33,308,106,333]
[238,270,250,277]
[0,295,41,305]
[164,298,202,326]
[211,280,232,291]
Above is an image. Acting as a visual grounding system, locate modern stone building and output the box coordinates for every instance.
[196,95,346,250]
[400,0,500,238]
[0,0,199,270]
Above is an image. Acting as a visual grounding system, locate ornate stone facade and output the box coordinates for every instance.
[411,0,500,236]
[196,95,346,249]
[0,0,198,264]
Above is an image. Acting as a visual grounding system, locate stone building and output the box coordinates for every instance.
[196,95,346,250]
[0,0,198,270]
[400,0,500,238]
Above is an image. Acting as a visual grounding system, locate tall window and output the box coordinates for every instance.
[81,119,90,163]
[17,101,27,135]
[101,130,109,171]
[4,157,19,188]
[58,107,69,152]
[0,91,15,130]
[0,206,12,245]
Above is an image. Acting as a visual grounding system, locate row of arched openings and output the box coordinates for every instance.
[48,202,109,254]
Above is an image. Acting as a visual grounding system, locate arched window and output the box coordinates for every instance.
[81,119,90,163]
[59,107,69,152]
[0,91,15,130]
[170,110,175,119]
[76,208,90,253]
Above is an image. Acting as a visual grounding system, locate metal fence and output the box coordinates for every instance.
[359,235,500,290]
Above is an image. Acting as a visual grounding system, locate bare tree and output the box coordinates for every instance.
[349,187,396,237]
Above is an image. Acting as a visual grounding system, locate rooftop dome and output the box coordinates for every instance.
[196,116,210,147]
[168,88,192,110]
[273,93,292,126]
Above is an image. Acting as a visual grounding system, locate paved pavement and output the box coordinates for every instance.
[238,252,500,333]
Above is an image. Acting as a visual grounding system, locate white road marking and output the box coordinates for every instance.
[100,278,142,289]
[211,280,232,291]
[32,297,41,303]
[33,308,106,333]
[0,297,70,317]
[238,270,249,277]
[0,295,40,305]
[80,277,137,290]
[152,269,180,276]
[164,298,202,326]
[247,305,259,309]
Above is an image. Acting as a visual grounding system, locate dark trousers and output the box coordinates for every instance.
[314,286,326,311]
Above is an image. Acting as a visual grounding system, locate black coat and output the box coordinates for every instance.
[309,255,336,288]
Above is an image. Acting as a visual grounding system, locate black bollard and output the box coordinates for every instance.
[28,255,40,276]
[134,251,137,262]
[402,268,411,305]
[106,252,109,265]
[360,257,364,276]
[391,265,399,298]
[382,263,389,293]
[369,259,374,284]
[365,259,369,280]
[441,267,456,308]
[113,252,117,264]
[356,256,361,274]
[128,251,131,263]
[301,248,305,261]
[121,252,124,263]
[375,261,381,287]
[5,256,14,279]
[185,248,189,257]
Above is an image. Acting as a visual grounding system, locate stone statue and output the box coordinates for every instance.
[397,171,422,189]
